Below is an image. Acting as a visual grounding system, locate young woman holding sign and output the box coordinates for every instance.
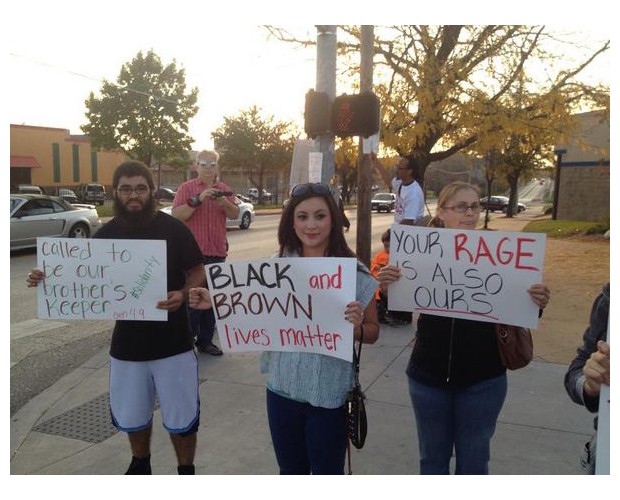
[378,181,550,474]
[190,182,379,474]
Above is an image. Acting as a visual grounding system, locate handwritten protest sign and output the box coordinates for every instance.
[388,225,546,328]
[36,237,167,321]
[205,257,356,361]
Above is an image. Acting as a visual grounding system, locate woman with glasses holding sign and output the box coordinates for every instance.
[378,181,551,474]
[190,182,379,474]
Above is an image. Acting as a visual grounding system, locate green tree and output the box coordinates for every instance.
[212,106,295,204]
[334,138,358,203]
[82,50,198,166]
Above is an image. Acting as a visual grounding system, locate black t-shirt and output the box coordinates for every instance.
[95,211,204,361]
[406,313,505,388]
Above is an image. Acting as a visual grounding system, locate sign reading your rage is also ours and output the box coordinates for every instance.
[388,225,546,329]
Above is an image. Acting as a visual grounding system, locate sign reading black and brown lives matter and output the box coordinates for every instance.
[388,225,546,329]
[205,258,357,362]
[36,238,168,322]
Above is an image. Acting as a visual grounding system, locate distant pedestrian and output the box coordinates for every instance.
[27,160,206,474]
[172,150,239,356]
[393,155,425,226]
[370,228,410,326]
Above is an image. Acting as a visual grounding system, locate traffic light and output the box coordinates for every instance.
[331,92,380,138]
[304,89,331,139]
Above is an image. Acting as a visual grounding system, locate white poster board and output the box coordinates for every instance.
[308,152,323,183]
[388,225,546,328]
[36,237,167,321]
[289,138,314,188]
[205,257,356,361]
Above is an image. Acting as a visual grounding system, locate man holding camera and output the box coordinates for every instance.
[172,150,239,355]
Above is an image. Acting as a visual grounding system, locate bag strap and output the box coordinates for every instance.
[353,325,364,384]
[347,324,364,475]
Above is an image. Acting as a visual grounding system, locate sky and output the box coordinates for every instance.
[6,2,613,154]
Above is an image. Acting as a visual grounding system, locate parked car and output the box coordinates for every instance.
[76,183,106,205]
[11,184,43,195]
[159,196,255,230]
[47,188,79,204]
[236,194,252,203]
[247,187,273,203]
[479,195,526,213]
[10,194,102,251]
[154,186,177,201]
[371,192,397,212]
[230,196,256,229]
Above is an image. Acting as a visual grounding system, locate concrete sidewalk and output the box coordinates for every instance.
[10,214,595,474]
[9,321,593,475]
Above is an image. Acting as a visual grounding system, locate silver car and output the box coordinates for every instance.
[10,194,102,251]
[159,196,256,230]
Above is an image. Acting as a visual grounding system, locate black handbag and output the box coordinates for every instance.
[346,326,367,449]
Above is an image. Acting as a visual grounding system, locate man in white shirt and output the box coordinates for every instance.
[393,156,425,225]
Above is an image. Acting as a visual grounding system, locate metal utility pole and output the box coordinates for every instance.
[315,26,337,184]
[356,25,374,266]
[552,147,566,220]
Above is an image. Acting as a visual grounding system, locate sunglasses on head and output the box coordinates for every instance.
[290,183,331,198]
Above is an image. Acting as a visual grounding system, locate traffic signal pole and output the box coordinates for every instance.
[356,25,374,266]
[315,26,337,185]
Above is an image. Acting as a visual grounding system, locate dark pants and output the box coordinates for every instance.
[266,389,347,475]
[190,255,225,347]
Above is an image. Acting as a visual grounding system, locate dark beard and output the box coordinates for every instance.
[113,195,158,232]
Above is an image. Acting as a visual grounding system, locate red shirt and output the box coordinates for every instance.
[173,177,234,257]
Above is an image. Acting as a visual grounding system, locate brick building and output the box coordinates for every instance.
[554,110,610,222]
[10,124,129,193]
[9,124,277,201]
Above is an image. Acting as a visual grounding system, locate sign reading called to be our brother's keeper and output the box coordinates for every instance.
[388,225,546,329]
[36,237,167,321]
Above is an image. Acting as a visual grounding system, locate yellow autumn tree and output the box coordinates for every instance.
[266,25,609,187]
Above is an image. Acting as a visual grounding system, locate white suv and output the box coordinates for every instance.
[247,187,272,203]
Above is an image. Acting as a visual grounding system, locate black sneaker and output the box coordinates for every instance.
[196,342,223,356]
[125,455,152,475]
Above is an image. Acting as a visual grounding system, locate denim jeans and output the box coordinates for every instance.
[189,255,225,347]
[266,389,347,474]
[408,374,507,474]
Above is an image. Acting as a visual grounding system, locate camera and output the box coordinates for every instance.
[211,190,233,199]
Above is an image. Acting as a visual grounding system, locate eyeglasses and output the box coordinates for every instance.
[290,183,331,198]
[443,202,482,213]
[198,160,217,168]
[117,184,149,195]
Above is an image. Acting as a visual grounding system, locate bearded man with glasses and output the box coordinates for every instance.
[27,160,206,474]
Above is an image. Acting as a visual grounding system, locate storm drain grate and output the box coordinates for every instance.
[33,378,206,444]
[33,393,118,444]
